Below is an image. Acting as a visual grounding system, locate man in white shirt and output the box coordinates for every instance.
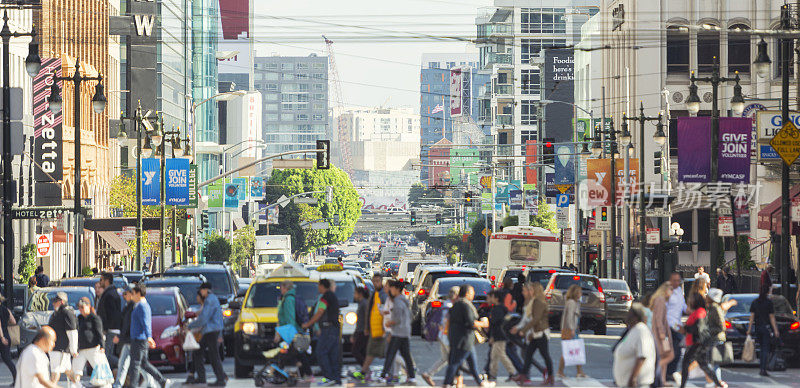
[694,266,711,284]
[613,304,656,387]
[665,272,687,380]
[15,326,58,388]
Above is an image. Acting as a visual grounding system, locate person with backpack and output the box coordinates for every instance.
[675,293,724,388]
[34,266,49,288]
[276,280,312,379]
[421,286,459,386]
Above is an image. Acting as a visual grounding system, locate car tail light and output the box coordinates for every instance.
[545,281,554,299]
[399,278,404,282]
[597,292,605,303]
[620,294,632,301]
[479,302,490,310]
[418,289,428,296]
[445,270,460,274]
[490,275,496,281]
[404,290,410,296]
[431,301,442,308]
[573,276,580,280]
[791,322,800,331]
[725,320,732,330]
[548,269,557,273]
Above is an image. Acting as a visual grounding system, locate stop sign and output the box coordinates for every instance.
[36,234,50,257]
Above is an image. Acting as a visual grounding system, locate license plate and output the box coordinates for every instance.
[606,296,616,303]
[580,295,588,303]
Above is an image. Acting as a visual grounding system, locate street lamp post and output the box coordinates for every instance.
[155,123,187,272]
[592,118,626,278]
[685,59,745,288]
[47,60,106,276]
[623,103,665,294]
[1,7,41,306]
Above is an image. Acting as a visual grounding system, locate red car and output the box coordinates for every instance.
[146,287,190,371]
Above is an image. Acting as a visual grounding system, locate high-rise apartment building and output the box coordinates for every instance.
[254,55,328,161]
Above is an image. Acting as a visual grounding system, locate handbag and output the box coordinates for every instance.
[561,338,586,366]
[7,325,19,347]
[88,350,114,386]
[474,329,488,344]
[711,342,734,364]
[741,335,755,362]
[767,345,786,371]
[183,332,201,351]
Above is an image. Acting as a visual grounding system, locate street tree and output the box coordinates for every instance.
[109,174,160,261]
[18,243,36,283]
[204,232,232,262]
[407,183,444,208]
[265,165,361,254]
[231,225,256,271]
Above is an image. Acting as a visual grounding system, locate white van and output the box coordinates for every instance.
[397,259,440,284]
[487,226,560,282]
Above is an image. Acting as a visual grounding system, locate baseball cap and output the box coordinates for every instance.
[54,292,68,303]
[708,288,723,304]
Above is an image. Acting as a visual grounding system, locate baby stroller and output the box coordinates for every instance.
[253,325,312,387]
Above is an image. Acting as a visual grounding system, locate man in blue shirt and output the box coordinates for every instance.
[187,282,227,386]
[125,284,168,388]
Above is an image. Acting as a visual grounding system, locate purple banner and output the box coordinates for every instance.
[718,117,752,183]
[678,117,711,182]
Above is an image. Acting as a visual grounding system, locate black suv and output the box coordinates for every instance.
[163,264,242,355]
[143,275,206,309]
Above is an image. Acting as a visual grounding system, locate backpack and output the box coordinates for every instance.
[692,315,711,347]
[424,305,447,342]
[293,295,310,326]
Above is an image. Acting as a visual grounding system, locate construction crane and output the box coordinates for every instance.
[323,35,352,176]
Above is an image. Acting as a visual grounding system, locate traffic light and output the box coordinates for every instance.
[410,210,417,226]
[435,213,442,225]
[464,192,473,203]
[600,206,608,222]
[654,151,663,174]
[242,203,250,225]
[200,211,209,230]
[542,137,555,165]
[316,139,330,169]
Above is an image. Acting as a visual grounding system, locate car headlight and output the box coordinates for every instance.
[344,312,357,326]
[242,322,258,335]
[223,309,233,318]
[160,324,180,339]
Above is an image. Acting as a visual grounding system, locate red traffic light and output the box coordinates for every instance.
[545,141,552,147]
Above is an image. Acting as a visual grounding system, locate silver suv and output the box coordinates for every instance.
[544,273,607,335]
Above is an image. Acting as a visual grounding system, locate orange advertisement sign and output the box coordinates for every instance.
[586,158,639,206]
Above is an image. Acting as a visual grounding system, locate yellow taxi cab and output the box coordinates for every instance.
[233,262,319,378]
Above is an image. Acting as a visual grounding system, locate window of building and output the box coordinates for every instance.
[265,114,278,121]
[299,84,310,92]
[728,24,751,74]
[297,73,309,80]
[264,103,278,111]
[313,103,325,110]
[313,114,324,121]
[313,93,324,100]
[521,38,566,64]
[312,62,325,70]
[282,73,295,80]
[281,63,293,71]
[314,83,324,91]
[265,83,278,91]
[264,72,279,81]
[497,72,508,84]
[312,73,325,79]
[297,63,308,70]
[521,101,537,125]
[265,63,278,70]
[428,61,440,69]
[697,27,720,73]
[521,69,540,94]
[281,113,294,121]
[521,8,566,34]
[447,61,455,69]
[667,26,690,75]
[297,114,309,121]
[264,94,278,101]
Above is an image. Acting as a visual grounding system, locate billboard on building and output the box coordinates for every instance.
[449,148,479,186]
[217,0,251,75]
[33,58,63,206]
[544,49,574,142]
[450,69,462,117]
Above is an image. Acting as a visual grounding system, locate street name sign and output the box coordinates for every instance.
[769,120,800,165]
[645,208,671,217]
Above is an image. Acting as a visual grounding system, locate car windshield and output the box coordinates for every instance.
[602,280,629,292]
[554,275,600,291]
[405,263,423,273]
[148,294,178,316]
[503,270,523,283]
[28,290,92,312]
[726,295,794,316]
[333,281,355,306]
[245,282,319,308]
[528,270,560,287]
[436,280,492,297]
[357,262,370,269]
[161,283,199,306]
[165,271,232,296]
[258,254,285,264]
[389,263,400,270]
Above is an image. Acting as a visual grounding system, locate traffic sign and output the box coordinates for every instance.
[554,184,572,194]
[646,228,660,244]
[646,207,672,217]
[482,228,491,237]
[769,120,800,165]
[556,194,570,208]
[556,208,569,228]
[36,234,51,257]
[718,216,734,237]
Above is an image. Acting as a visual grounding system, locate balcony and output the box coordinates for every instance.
[487,52,512,65]
[496,114,513,126]
[494,84,512,96]
[496,144,514,157]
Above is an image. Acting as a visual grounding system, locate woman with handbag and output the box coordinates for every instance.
[0,292,15,382]
[650,283,674,386]
[510,282,553,385]
[557,285,586,379]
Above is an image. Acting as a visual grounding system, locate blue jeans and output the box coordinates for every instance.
[444,347,482,386]
[506,341,524,373]
[125,339,165,388]
[316,325,341,383]
[666,329,683,376]
[755,325,772,372]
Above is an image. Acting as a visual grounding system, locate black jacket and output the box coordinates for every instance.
[78,313,104,350]
[118,301,135,344]
[488,304,507,341]
[96,288,121,331]
[48,305,77,352]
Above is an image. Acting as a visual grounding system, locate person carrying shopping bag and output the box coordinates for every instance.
[557,285,586,379]
[70,297,113,387]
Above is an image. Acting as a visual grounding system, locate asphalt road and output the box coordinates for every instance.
[0,324,797,387]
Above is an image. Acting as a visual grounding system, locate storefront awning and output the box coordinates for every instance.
[83,218,162,232]
[757,185,800,234]
[96,231,131,255]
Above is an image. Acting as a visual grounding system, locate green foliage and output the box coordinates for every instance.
[735,235,755,270]
[407,183,444,208]
[463,218,489,263]
[81,267,93,276]
[18,244,36,283]
[501,198,558,232]
[231,225,256,272]
[265,165,361,254]
[203,232,232,262]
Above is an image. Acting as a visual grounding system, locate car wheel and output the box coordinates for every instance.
[594,321,607,335]
[234,358,253,379]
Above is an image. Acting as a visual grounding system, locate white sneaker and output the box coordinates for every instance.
[688,367,704,380]
[672,372,682,386]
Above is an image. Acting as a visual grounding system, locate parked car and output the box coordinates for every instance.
[544,273,607,335]
[600,278,633,321]
[419,277,492,339]
[18,287,95,351]
[410,266,481,334]
[722,293,800,364]
[163,264,240,355]
[143,275,205,309]
[524,267,574,287]
[55,275,130,291]
[146,287,190,371]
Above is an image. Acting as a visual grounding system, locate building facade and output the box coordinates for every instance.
[254,54,328,163]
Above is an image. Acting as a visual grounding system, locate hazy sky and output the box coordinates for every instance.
[252,0,486,108]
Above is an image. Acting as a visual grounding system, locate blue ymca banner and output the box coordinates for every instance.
[165,158,190,206]
[141,158,160,205]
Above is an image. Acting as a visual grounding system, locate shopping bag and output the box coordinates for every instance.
[183,332,200,351]
[741,335,755,362]
[561,338,586,366]
[711,342,734,364]
[88,351,114,386]
[276,324,298,343]
[7,325,19,346]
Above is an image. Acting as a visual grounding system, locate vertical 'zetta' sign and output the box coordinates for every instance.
[33,58,63,206]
